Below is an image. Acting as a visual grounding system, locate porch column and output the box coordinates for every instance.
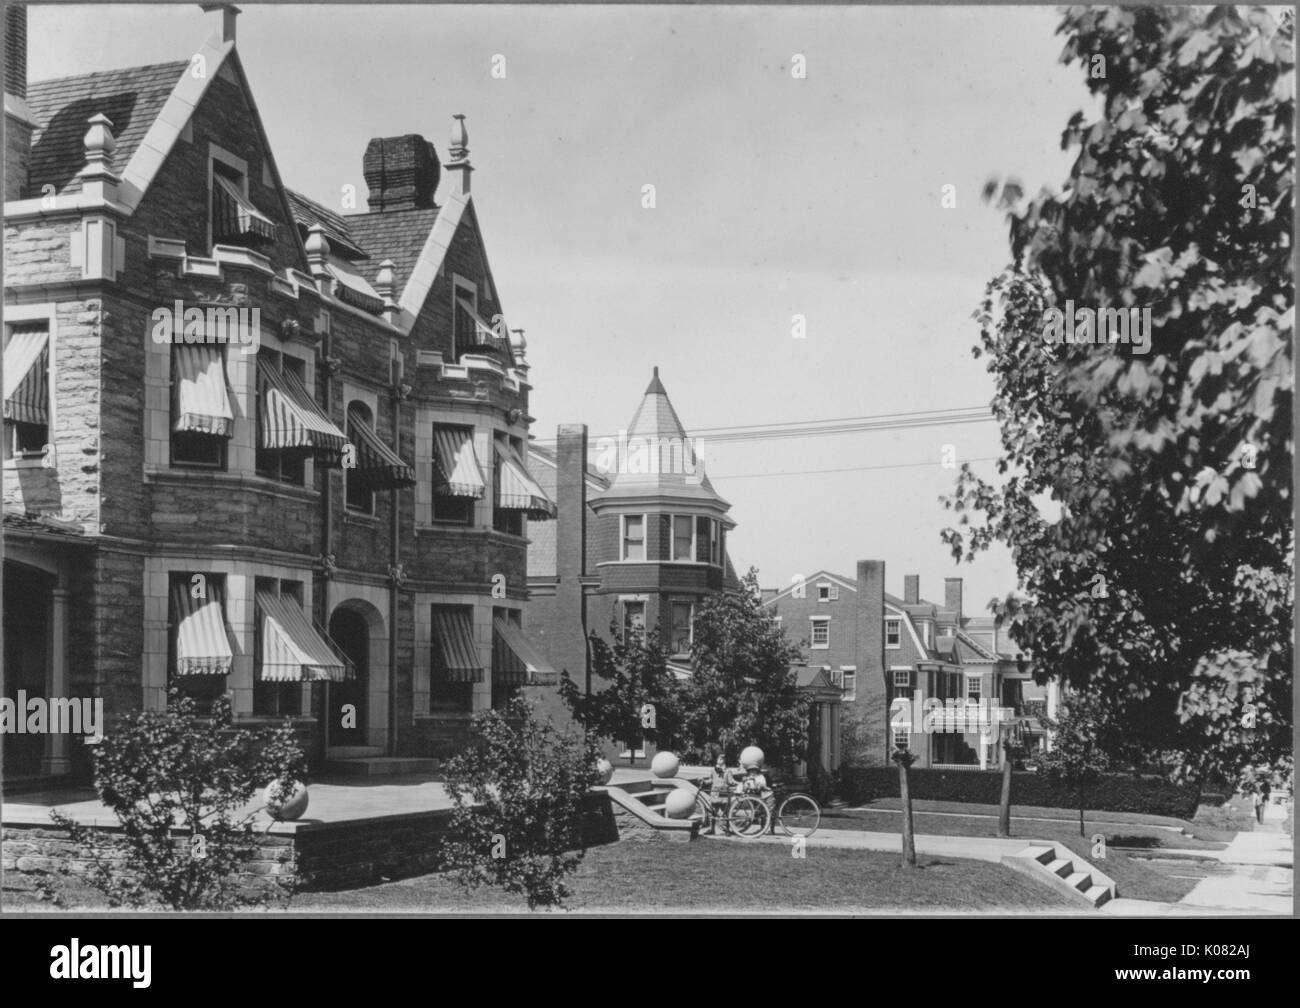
[41,587,72,775]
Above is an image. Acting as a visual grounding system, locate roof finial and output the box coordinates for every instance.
[446,114,473,196]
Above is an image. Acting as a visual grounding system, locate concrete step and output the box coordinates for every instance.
[1086,884,1113,907]
[1046,858,1073,878]
[323,757,439,778]
[1065,871,1092,892]
[327,745,385,759]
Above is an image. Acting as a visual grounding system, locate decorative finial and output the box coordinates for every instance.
[375,259,395,300]
[81,114,117,171]
[304,224,330,277]
[449,114,469,161]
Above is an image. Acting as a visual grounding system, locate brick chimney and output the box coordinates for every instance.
[4,4,36,202]
[362,135,440,212]
[855,560,889,765]
[554,424,589,688]
[903,574,920,605]
[944,577,963,622]
[201,3,240,44]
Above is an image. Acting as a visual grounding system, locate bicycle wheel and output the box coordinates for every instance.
[693,790,715,832]
[775,793,821,838]
[728,796,770,839]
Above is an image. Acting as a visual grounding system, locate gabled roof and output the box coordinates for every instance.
[590,368,730,509]
[344,206,440,293]
[286,189,369,260]
[24,61,189,198]
[764,569,856,605]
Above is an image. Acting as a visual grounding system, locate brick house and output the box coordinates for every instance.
[765,566,1044,768]
[2,5,555,781]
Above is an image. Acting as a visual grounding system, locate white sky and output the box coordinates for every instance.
[29,4,1093,618]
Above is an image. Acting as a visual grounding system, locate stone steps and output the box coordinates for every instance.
[321,757,439,778]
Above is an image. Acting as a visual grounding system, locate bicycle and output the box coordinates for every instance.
[694,785,821,839]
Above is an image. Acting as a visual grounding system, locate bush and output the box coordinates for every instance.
[838,767,1201,819]
[45,691,307,910]
[441,697,600,909]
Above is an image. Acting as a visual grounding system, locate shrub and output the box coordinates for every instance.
[441,697,600,909]
[45,691,307,910]
[838,767,1201,819]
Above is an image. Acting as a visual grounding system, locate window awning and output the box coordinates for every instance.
[256,589,351,682]
[431,609,483,683]
[171,581,233,676]
[327,261,386,315]
[258,358,347,464]
[212,173,277,243]
[432,427,486,498]
[3,327,48,426]
[173,344,234,437]
[456,297,502,345]
[348,407,414,489]
[496,442,557,518]
[492,617,560,686]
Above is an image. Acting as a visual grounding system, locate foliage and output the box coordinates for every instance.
[1037,695,1116,835]
[942,6,1293,787]
[560,569,809,767]
[45,691,305,910]
[441,697,600,910]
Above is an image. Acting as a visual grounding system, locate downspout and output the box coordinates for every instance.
[388,384,401,758]
[319,326,335,769]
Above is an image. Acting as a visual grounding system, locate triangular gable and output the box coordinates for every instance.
[396,191,470,328]
[764,570,856,606]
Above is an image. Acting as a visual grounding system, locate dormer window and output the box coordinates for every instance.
[818,583,831,602]
[210,154,276,249]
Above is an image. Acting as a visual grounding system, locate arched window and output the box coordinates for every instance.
[345,400,375,515]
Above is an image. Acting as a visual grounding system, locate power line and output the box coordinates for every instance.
[713,455,1003,481]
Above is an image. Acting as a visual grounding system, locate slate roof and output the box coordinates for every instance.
[24,61,188,198]
[344,207,441,293]
[286,190,369,260]
[3,511,90,542]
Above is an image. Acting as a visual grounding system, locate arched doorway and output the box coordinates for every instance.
[328,607,369,746]
[3,561,53,775]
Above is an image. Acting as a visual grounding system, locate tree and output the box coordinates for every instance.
[997,736,1022,838]
[891,746,918,868]
[942,6,1293,788]
[560,569,809,768]
[1038,695,1115,837]
[441,697,599,910]
[46,692,305,910]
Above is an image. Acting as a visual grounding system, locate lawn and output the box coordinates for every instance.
[289,839,1078,913]
[820,806,1212,903]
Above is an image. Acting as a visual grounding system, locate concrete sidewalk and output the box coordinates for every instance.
[715,827,1045,863]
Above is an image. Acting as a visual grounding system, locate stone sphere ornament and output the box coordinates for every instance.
[650,751,680,779]
[664,788,696,819]
[740,746,765,770]
[264,780,310,821]
[594,758,614,785]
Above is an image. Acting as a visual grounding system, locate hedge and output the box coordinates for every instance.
[839,767,1201,819]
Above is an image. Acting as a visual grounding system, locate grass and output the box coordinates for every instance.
[289,839,1077,913]
[819,806,1213,903]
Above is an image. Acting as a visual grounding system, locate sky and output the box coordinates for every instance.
[28,4,1094,619]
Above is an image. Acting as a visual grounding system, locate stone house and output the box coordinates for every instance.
[2,4,555,781]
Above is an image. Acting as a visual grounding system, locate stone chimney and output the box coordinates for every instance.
[363,135,440,212]
[944,577,963,622]
[855,560,889,764]
[555,424,589,688]
[444,114,472,196]
[202,4,240,45]
[4,4,36,202]
[903,574,920,605]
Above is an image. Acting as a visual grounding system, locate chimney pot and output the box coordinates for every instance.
[201,4,240,45]
[903,574,920,605]
[944,577,963,621]
[4,4,27,100]
[363,135,440,212]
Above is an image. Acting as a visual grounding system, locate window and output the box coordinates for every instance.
[810,617,830,648]
[433,495,474,524]
[170,345,229,469]
[695,516,711,563]
[431,424,480,526]
[921,622,932,647]
[621,514,645,561]
[966,676,983,702]
[491,432,525,536]
[829,584,839,600]
[620,739,646,760]
[253,578,304,717]
[885,618,901,648]
[622,600,646,643]
[842,669,857,702]
[893,669,911,688]
[818,584,831,602]
[491,607,523,711]
[167,571,229,713]
[710,519,721,566]
[452,279,478,361]
[3,322,49,461]
[210,155,275,249]
[430,604,476,714]
[345,401,376,514]
[255,350,307,486]
[892,727,910,751]
[670,601,693,655]
[672,515,694,561]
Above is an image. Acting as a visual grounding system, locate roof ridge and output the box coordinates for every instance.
[28,59,190,89]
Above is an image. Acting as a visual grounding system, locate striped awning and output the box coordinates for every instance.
[348,407,414,489]
[173,344,234,437]
[491,617,560,686]
[456,297,501,344]
[257,358,347,464]
[3,326,48,426]
[496,442,556,518]
[212,173,277,242]
[431,609,483,683]
[171,580,233,677]
[432,427,486,498]
[256,589,351,683]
